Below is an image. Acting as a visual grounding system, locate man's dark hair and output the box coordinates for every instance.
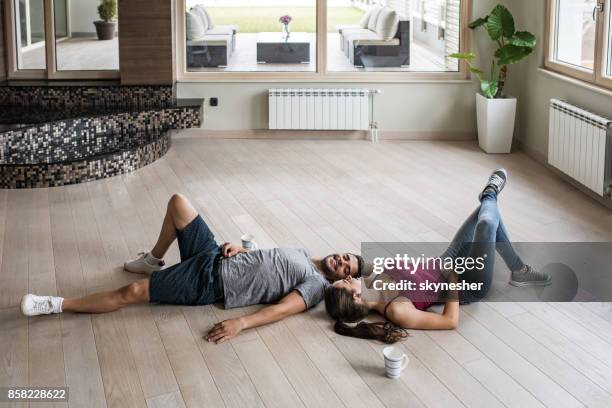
[352,254,364,278]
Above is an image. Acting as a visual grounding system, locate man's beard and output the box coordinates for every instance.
[321,255,334,279]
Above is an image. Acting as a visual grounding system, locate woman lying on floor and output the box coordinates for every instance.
[324,169,552,343]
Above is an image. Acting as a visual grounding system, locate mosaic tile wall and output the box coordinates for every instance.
[1,106,201,165]
[0,132,171,189]
[0,85,175,109]
[0,85,202,189]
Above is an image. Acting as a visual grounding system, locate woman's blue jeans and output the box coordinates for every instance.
[440,191,525,301]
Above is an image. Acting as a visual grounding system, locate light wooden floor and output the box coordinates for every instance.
[2,136,612,408]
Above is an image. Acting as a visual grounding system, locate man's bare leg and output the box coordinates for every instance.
[150,193,199,259]
[62,279,150,313]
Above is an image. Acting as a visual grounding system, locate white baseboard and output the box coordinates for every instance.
[172,129,477,141]
[515,139,547,164]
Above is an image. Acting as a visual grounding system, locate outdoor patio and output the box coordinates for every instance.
[187,32,446,72]
[20,33,445,73]
[21,37,119,71]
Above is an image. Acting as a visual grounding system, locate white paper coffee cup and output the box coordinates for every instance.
[241,234,257,250]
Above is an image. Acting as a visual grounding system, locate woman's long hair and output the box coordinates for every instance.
[324,286,409,344]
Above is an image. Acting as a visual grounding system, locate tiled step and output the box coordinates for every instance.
[0,85,203,189]
[0,130,171,189]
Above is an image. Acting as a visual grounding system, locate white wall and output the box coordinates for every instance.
[502,0,612,159]
[178,82,476,134]
[176,0,505,134]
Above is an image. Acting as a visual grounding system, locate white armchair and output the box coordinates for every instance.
[186,5,239,68]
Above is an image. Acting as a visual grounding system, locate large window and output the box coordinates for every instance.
[546,0,612,89]
[179,0,470,80]
[328,0,461,72]
[5,0,119,78]
[185,0,317,72]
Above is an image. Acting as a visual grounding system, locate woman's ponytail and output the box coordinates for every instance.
[333,320,410,344]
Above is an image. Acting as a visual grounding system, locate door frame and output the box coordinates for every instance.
[4,0,120,80]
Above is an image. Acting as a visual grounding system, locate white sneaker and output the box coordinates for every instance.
[124,252,165,275]
[21,294,63,316]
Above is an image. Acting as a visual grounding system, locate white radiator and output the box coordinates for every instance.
[548,99,612,197]
[268,88,370,130]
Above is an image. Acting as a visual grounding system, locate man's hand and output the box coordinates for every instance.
[221,242,246,258]
[205,318,245,343]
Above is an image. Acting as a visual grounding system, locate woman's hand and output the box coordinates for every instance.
[205,318,245,343]
[221,242,246,258]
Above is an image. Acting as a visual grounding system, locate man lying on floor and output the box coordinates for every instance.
[21,193,364,343]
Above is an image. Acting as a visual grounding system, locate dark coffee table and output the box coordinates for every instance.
[256,32,310,64]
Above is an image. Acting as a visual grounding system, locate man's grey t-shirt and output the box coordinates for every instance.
[219,248,329,309]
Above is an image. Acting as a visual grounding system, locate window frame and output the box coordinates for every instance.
[545,0,612,90]
[176,0,473,83]
[4,0,120,80]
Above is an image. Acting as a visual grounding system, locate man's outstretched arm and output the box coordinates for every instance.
[205,291,307,343]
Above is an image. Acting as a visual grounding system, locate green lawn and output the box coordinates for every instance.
[205,7,364,33]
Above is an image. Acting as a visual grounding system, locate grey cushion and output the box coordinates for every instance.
[367,7,383,31]
[344,31,382,57]
[341,27,372,36]
[207,26,234,35]
[185,11,207,41]
[191,5,209,32]
[354,38,400,46]
[187,34,231,47]
[336,24,360,34]
[375,8,399,41]
[359,9,373,29]
[345,31,382,42]
[202,6,214,29]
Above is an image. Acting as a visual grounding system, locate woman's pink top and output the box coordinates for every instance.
[383,264,444,311]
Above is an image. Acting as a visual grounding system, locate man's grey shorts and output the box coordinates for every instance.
[149,215,224,305]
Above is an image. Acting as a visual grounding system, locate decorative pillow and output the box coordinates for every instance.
[191,5,209,32]
[367,7,383,32]
[202,7,215,29]
[375,8,399,41]
[359,9,373,29]
[185,11,206,40]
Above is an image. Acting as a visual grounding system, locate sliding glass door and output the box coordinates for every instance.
[5,0,120,79]
[14,0,46,69]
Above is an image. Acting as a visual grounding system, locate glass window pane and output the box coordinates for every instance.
[328,0,461,73]
[554,0,597,70]
[185,0,316,72]
[55,0,119,71]
[14,0,46,70]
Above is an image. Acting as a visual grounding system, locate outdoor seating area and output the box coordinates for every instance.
[337,5,411,68]
[185,4,239,68]
[184,1,451,72]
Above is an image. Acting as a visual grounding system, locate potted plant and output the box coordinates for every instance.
[451,5,536,154]
[94,0,117,41]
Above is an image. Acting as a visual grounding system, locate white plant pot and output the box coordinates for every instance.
[476,93,517,154]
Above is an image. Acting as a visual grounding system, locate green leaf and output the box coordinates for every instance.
[470,66,484,74]
[481,80,499,99]
[509,31,537,48]
[485,5,515,40]
[449,52,476,61]
[495,44,533,65]
[469,17,488,29]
